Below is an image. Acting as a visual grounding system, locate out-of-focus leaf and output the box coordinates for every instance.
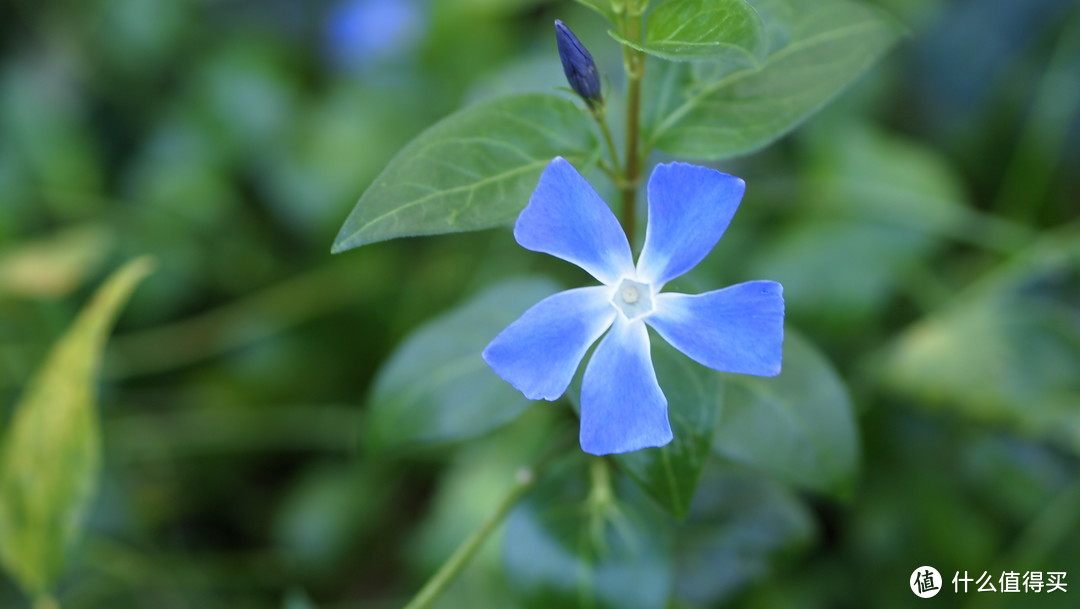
[366,277,560,452]
[713,329,859,497]
[192,42,298,156]
[97,0,190,74]
[283,589,318,609]
[0,258,153,598]
[261,81,426,240]
[503,458,673,609]
[332,94,599,251]
[0,225,112,299]
[752,124,968,324]
[274,464,391,576]
[643,0,903,159]
[610,0,765,65]
[0,63,102,217]
[614,339,721,519]
[673,461,815,606]
[882,231,1080,450]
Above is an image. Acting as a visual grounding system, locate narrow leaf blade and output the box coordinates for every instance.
[0,257,154,597]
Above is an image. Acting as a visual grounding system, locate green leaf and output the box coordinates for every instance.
[673,461,815,606]
[0,257,154,598]
[503,458,673,609]
[644,0,903,160]
[610,0,765,65]
[712,329,859,497]
[881,230,1080,451]
[574,0,618,24]
[614,339,720,519]
[332,94,599,252]
[366,277,560,452]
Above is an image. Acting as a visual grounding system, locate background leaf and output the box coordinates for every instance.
[712,329,859,497]
[610,0,765,65]
[503,458,673,609]
[332,94,599,251]
[750,124,970,326]
[881,230,1080,451]
[643,0,903,160]
[0,224,113,300]
[672,461,815,606]
[365,276,560,452]
[613,339,721,519]
[0,257,153,598]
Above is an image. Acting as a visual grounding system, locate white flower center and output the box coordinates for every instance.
[611,278,653,320]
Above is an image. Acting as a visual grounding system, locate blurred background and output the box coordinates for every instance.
[0,0,1078,607]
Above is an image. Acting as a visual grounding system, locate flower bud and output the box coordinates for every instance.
[554,20,602,108]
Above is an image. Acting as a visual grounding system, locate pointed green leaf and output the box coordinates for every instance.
[503,458,673,609]
[712,329,859,497]
[366,277,561,452]
[644,0,903,159]
[610,0,765,65]
[0,257,154,598]
[614,339,720,518]
[332,94,599,252]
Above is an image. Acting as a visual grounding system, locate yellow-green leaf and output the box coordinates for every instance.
[0,257,154,599]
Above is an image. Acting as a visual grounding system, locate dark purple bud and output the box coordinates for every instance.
[555,20,602,108]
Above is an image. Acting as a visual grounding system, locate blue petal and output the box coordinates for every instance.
[580,318,672,455]
[515,158,634,285]
[647,281,784,377]
[483,286,615,401]
[636,163,745,286]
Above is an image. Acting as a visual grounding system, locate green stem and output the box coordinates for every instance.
[592,110,622,174]
[619,5,646,250]
[401,466,538,609]
[587,456,614,509]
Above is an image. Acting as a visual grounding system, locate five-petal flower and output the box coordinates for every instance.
[483,158,784,455]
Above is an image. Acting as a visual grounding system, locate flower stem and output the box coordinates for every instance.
[592,109,622,174]
[401,466,537,609]
[619,5,646,249]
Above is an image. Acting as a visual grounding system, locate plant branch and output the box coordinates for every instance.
[400,465,537,609]
[619,6,646,249]
[592,109,622,173]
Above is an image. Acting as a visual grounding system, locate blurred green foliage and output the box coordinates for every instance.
[0,0,1078,607]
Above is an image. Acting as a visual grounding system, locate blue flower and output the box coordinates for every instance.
[483,158,785,455]
[554,20,603,108]
[325,0,423,73]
